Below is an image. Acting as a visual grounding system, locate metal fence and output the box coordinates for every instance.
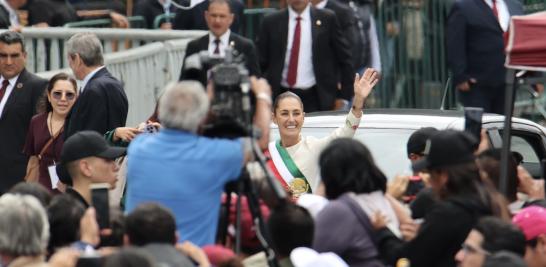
[36,31,206,127]
[371,0,546,111]
[15,27,204,73]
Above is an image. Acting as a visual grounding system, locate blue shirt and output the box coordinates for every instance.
[125,128,244,246]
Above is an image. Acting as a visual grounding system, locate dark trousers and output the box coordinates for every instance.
[458,84,506,115]
[280,85,320,112]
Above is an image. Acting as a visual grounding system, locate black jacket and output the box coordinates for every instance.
[64,67,128,139]
[256,7,354,110]
[179,32,261,85]
[447,0,523,88]
[0,5,11,28]
[172,0,245,33]
[0,69,47,193]
[377,194,492,267]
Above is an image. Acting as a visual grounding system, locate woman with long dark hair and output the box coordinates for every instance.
[23,73,77,192]
[376,130,506,267]
[312,138,399,267]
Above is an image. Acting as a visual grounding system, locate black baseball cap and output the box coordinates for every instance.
[56,131,126,184]
[407,127,439,157]
[412,129,478,172]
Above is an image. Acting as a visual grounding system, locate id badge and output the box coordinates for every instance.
[48,164,60,190]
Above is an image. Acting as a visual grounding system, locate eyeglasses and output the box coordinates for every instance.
[461,243,491,256]
[51,91,76,101]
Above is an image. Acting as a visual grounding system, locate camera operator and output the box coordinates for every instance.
[125,78,272,247]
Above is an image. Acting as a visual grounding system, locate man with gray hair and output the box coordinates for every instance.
[0,193,49,267]
[64,32,128,138]
[125,78,271,247]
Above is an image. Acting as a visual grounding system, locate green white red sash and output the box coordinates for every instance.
[268,140,312,195]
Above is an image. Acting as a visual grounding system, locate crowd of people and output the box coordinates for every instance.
[0,0,545,266]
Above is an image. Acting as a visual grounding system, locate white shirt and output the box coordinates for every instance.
[283,110,361,191]
[369,17,382,71]
[80,66,105,93]
[0,0,18,27]
[484,0,510,32]
[315,0,328,9]
[0,75,20,118]
[208,30,231,57]
[281,4,316,89]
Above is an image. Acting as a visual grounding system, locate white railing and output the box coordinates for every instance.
[13,27,205,73]
[34,29,206,127]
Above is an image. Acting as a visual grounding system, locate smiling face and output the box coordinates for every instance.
[273,97,305,144]
[47,79,77,118]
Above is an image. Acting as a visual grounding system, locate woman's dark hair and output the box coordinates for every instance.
[37,72,77,114]
[273,91,303,114]
[47,194,85,255]
[431,162,510,219]
[474,216,526,256]
[319,138,387,200]
[9,182,52,206]
[477,148,518,202]
[267,203,314,257]
[430,162,482,199]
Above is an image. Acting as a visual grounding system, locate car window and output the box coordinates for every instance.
[511,135,540,164]
[271,128,414,180]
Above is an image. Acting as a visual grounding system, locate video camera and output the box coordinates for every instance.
[183,47,252,139]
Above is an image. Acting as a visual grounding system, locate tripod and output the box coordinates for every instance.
[208,82,287,267]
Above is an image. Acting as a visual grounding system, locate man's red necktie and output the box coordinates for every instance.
[213,39,221,55]
[0,80,10,103]
[492,0,499,20]
[287,16,302,88]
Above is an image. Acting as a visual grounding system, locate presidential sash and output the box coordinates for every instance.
[268,140,312,197]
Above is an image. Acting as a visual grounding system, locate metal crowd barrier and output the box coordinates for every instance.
[372,0,546,110]
[35,30,206,127]
[64,16,147,29]
[12,27,204,73]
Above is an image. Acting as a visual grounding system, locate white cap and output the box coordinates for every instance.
[290,247,348,267]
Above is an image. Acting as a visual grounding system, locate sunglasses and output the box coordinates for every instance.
[51,91,76,101]
[461,243,490,256]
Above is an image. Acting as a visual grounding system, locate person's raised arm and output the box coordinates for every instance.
[250,77,272,151]
[351,68,379,118]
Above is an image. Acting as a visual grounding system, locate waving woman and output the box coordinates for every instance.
[268,68,379,197]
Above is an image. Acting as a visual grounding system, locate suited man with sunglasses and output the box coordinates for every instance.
[0,31,47,193]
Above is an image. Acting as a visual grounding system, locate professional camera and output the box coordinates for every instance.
[183,47,252,138]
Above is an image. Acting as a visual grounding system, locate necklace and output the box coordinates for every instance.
[48,112,64,137]
[48,112,54,137]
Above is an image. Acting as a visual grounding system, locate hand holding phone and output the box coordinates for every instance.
[91,183,110,230]
[464,107,483,142]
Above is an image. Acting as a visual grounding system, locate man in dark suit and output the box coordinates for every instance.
[173,0,245,34]
[64,32,128,138]
[179,0,260,85]
[256,0,354,112]
[311,0,362,73]
[0,31,47,193]
[0,0,27,29]
[133,0,177,29]
[447,0,523,114]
